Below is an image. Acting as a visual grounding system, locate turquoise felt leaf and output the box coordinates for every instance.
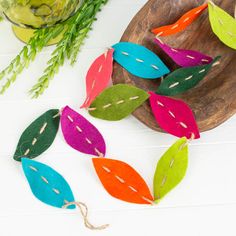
[22,158,75,209]
[112,42,170,79]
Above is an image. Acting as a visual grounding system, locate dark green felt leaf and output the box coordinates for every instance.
[156,56,221,96]
[88,84,149,121]
[14,109,60,161]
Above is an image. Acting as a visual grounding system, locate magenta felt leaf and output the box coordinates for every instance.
[149,92,200,139]
[61,106,106,157]
[154,38,213,67]
[81,49,114,108]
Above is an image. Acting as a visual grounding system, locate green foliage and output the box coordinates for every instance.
[0,25,64,94]
[0,0,108,98]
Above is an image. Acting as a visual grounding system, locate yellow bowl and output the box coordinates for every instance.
[12,25,66,44]
[0,0,81,28]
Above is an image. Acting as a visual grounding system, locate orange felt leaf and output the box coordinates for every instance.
[93,158,154,204]
[152,3,208,36]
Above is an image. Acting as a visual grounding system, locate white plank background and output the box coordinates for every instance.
[0,0,236,235]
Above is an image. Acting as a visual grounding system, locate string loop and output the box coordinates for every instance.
[63,201,109,230]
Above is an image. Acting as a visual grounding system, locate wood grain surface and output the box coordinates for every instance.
[112,0,236,132]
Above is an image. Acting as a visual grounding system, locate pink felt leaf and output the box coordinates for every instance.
[61,106,106,157]
[154,38,213,67]
[81,49,114,108]
[149,92,200,139]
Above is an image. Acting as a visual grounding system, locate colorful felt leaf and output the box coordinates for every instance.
[112,42,170,79]
[154,38,213,67]
[88,84,149,121]
[14,109,60,162]
[153,138,188,202]
[149,92,200,139]
[208,1,236,50]
[22,158,75,209]
[93,158,154,204]
[152,3,208,36]
[156,56,220,96]
[81,49,114,109]
[61,106,106,157]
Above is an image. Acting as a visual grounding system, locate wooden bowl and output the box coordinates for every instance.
[112,0,236,132]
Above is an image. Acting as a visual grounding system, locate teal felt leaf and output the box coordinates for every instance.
[14,109,60,161]
[153,138,188,202]
[156,56,220,96]
[88,84,149,121]
[112,42,170,79]
[22,158,75,209]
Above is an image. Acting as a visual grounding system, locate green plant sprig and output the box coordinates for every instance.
[30,0,108,98]
[0,0,108,97]
[0,29,44,94]
[0,24,65,94]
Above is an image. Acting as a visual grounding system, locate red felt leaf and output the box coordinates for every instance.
[152,3,208,36]
[149,92,200,139]
[81,49,114,108]
[93,158,154,204]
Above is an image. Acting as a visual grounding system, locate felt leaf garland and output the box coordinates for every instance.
[152,3,208,36]
[93,158,154,204]
[88,84,150,121]
[153,138,188,202]
[156,56,220,96]
[149,92,200,139]
[14,109,60,162]
[112,42,170,79]
[154,38,213,67]
[22,158,75,209]
[81,49,114,109]
[61,106,106,157]
[208,1,236,50]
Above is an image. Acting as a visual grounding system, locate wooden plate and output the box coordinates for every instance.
[112,0,236,132]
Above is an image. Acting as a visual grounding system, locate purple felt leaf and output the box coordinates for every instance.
[154,38,213,67]
[61,106,106,157]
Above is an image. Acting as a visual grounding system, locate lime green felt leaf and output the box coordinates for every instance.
[14,109,60,161]
[156,56,220,96]
[153,138,188,202]
[208,1,236,50]
[88,84,149,121]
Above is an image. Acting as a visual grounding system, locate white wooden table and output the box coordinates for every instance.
[0,1,235,235]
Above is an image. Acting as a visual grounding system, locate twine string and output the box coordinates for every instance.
[53,107,64,119]
[63,201,109,230]
[234,2,236,18]
[207,0,215,6]
[95,150,104,158]
[179,133,195,150]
